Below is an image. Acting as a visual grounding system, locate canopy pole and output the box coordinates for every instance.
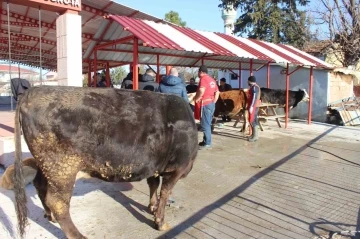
[87,62,91,87]
[267,62,270,88]
[132,37,139,90]
[18,63,20,78]
[156,54,160,83]
[106,62,110,87]
[165,65,171,75]
[7,2,13,111]
[93,50,98,87]
[250,59,253,76]
[39,7,42,85]
[238,62,241,89]
[285,63,290,129]
[308,66,314,124]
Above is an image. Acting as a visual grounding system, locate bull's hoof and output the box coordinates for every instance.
[148,204,158,214]
[157,222,171,231]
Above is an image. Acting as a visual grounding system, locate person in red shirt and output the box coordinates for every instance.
[194,65,220,150]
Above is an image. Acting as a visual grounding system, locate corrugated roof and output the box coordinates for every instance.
[91,15,333,71]
[0,0,334,73]
[0,0,167,71]
[108,16,183,50]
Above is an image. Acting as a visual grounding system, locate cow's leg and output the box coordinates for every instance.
[147,176,160,213]
[154,170,184,231]
[33,169,57,222]
[45,171,86,239]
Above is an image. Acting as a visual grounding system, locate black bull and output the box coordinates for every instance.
[260,88,310,110]
[13,86,198,239]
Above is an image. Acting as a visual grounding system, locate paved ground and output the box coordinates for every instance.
[1,112,360,239]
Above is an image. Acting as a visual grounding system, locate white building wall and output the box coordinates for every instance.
[218,65,330,122]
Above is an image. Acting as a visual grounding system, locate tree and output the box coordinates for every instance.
[310,0,360,68]
[164,11,186,27]
[219,0,311,47]
[82,74,88,87]
[110,66,127,85]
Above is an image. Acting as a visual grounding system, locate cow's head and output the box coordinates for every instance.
[299,89,310,102]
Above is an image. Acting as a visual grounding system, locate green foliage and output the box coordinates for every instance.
[165,11,187,27]
[219,0,311,47]
[208,69,219,80]
[110,66,127,85]
[82,74,89,87]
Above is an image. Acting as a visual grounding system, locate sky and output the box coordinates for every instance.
[114,0,232,33]
[114,0,324,36]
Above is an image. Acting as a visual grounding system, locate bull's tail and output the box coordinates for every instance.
[14,102,28,237]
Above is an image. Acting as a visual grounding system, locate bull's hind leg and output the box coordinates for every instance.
[147,176,160,213]
[154,170,184,231]
[33,169,57,222]
[45,168,86,239]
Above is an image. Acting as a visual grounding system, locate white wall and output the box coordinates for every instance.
[218,65,330,122]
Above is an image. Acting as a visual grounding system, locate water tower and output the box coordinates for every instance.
[221,5,237,35]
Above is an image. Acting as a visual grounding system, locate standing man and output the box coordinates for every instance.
[194,65,220,150]
[219,77,232,122]
[159,68,189,102]
[247,76,261,142]
[219,78,232,92]
[139,68,159,91]
[186,78,198,93]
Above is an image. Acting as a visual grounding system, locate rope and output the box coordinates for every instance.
[39,7,42,85]
[7,1,13,111]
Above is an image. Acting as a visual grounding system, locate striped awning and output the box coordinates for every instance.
[87,15,333,70]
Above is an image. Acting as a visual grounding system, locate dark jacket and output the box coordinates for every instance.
[159,75,189,102]
[219,83,232,92]
[11,78,31,101]
[139,74,159,92]
[121,72,143,89]
[186,84,198,93]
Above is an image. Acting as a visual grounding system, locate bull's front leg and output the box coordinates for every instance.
[211,117,217,132]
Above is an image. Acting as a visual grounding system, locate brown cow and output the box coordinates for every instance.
[0,157,37,190]
[213,89,250,134]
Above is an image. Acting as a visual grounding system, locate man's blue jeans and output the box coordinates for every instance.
[200,102,215,146]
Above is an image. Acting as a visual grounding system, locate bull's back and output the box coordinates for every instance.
[19,86,197,181]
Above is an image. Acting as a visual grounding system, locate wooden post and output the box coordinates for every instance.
[267,62,270,88]
[132,37,139,90]
[93,50,97,87]
[238,62,242,89]
[166,65,172,75]
[87,62,91,87]
[156,54,160,83]
[285,63,290,129]
[105,62,110,87]
[308,66,314,124]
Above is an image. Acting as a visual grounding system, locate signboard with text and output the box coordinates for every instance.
[10,0,82,12]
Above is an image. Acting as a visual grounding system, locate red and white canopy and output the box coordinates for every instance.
[84,15,333,71]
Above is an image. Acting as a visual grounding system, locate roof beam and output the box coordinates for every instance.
[0,48,55,59]
[81,3,111,18]
[0,29,56,46]
[0,20,38,27]
[0,41,56,56]
[15,6,30,49]
[0,8,55,29]
[0,9,95,39]
[0,54,55,66]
